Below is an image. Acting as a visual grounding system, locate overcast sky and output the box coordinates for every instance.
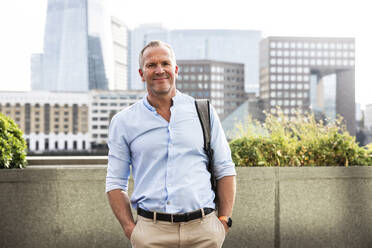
[0,0,370,108]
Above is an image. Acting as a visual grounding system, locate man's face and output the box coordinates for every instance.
[139,45,178,96]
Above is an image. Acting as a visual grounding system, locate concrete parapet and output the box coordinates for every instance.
[1,165,372,247]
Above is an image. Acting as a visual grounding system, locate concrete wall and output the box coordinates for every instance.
[1,166,372,248]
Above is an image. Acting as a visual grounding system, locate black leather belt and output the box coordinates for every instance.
[137,207,214,222]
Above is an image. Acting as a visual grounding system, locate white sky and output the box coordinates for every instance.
[0,0,371,108]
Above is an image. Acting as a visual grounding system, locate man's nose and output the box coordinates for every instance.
[154,64,165,74]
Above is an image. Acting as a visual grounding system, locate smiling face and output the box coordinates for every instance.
[139,45,178,97]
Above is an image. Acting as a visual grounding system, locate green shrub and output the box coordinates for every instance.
[230,110,372,167]
[0,113,27,168]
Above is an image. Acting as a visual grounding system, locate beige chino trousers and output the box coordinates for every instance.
[130,212,226,248]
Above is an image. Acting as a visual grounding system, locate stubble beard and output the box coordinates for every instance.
[147,79,175,97]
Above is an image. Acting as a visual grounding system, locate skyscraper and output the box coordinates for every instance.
[32,0,112,92]
[30,54,44,90]
[110,17,129,90]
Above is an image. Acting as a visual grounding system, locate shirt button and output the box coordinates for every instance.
[167,201,170,205]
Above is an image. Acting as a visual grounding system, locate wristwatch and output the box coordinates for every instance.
[218,216,232,228]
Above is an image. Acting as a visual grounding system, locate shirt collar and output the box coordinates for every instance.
[142,90,181,111]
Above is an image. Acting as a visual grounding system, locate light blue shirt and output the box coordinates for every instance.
[105,91,236,213]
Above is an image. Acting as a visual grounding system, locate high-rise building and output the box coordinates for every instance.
[365,104,372,131]
[356,102,363,124]
[129,28,261,93]
[111,17,128,90]
[177,60,245,120]
[259,37,356,135]
[30,54,43,90]
[32,0,112,92]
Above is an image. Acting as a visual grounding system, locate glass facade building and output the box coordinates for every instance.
[33,0,112,92]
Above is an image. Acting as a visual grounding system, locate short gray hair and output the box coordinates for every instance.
[139,40,176,69]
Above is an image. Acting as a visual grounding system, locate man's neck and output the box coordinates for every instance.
[147,89,176,111]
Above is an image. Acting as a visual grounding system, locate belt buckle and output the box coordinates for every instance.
[171,214,174,223]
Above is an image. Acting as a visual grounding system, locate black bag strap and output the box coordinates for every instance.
[194,99,211,151]
[194,99,218,205]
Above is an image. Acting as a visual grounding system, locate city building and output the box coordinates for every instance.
[130,28,261,94]
[30,54,44,90]
[365,104,372,131]
[32,0,112,92]
[111,17,129,90]
[0,90,146,153]
[356,103,363,123]
[177,60,246,120]
[0,92,90,153]
[89,90,145,148]
[259,37,356,135]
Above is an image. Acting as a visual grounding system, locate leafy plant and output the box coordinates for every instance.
[0,113,27,168]
[230,109,372,167]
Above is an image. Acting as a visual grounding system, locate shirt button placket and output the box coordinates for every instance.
[166,124,173,210]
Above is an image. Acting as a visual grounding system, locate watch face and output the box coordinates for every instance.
[227,217,232,227]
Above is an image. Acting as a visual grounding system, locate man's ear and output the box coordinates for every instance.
[139,68,145,82]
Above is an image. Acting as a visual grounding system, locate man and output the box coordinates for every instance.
[106,40,236,248]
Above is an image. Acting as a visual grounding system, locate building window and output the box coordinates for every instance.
[73,141,77,150]
[64,141,68,150]
[55,141,58,149]
[35,141,39,151]
[45,139,49,150]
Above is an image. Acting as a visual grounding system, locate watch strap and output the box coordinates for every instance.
[218,216,232,227]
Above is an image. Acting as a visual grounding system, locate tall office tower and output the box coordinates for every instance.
[135,29,261,94]
[259,37,356,135]
[31,54,44,90]
[111,17,128,90]
[128,24,167,90]
[34,0,112,92]
[177,60,245,120]
[355,103,362,123]
[365,104,372,131]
